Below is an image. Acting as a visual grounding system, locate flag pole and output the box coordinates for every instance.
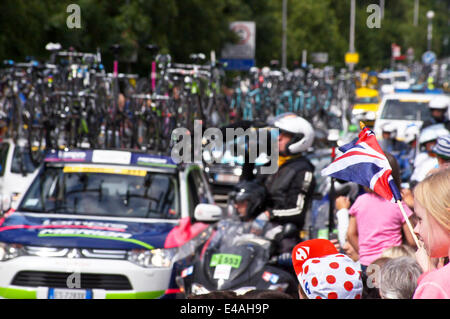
[328,144,337,235]
[396,200,421,248]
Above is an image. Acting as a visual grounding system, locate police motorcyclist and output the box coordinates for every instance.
[229,179,289,239]
[257,113,316,253]
[402,124,420,181]
[211,180,269,251]
[230,180,267,223]
[379,122,409,155]
[202,180,299,294]
[410,123,450,187]
[422,95,450,130]
[379,122,409,182]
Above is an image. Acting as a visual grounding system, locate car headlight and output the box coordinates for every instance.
[127,248,177,268]
[0,243,24,261]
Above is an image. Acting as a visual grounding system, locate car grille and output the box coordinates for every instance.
[24,246,128,260]
[11,271,132,290]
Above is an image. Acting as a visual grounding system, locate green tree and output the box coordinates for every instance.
[0,0,448,73]
[285,0,347,68]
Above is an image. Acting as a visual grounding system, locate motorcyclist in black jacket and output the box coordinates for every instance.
[422,95,450,130]
[257,113,316,254]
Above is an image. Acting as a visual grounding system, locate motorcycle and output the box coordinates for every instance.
[174,217,300,298]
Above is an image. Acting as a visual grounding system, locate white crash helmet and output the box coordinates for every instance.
[404,124,420,144]
[271,112,314,155]
[418,123,450,145]
[429,95,450,110]
[381,122,397,139]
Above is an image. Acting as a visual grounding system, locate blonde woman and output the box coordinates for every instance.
[413,167,450,299]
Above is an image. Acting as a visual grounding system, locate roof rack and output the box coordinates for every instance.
[44,148,177,168]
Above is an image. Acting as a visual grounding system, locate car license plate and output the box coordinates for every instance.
[215,173,239,183]
[48,288,92,299]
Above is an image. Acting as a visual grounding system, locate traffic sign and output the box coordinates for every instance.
[221,21,256,60]
[391,43,401,58]
[422,51,436,65]
[345,52,359,64]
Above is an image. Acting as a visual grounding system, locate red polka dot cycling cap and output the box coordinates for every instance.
[292,239,363,299]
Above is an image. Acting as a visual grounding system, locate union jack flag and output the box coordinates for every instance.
[321,124,402,202]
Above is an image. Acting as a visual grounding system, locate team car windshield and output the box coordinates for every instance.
[380,99,432,121]
[18,165,180,219]
[394,76,408,82]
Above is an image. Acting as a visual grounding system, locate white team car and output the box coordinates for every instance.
[0,148,221,299]
[0,138,39,210]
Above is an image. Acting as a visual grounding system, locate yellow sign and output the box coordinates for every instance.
[345,52,359,64]
[63,166,147,176]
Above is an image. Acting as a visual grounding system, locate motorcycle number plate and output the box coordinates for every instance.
[210,253,242,269]
[213,264,232,280]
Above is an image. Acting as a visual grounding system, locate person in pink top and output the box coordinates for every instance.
[345,152,417,270]
[412,167,450,299]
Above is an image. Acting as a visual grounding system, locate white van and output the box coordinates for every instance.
[0,138,39,210]
[373,92,442,141]
[378,71,412,95]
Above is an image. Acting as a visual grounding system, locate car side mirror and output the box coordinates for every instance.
[327,129,340,143]
[194,204,222,222]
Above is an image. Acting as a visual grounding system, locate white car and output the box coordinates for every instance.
[0,148,221,299]
[378,71,412,95]
[373,92,442,141]
[0,138,39,210]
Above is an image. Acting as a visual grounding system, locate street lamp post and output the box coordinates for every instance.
[427,10,434,51]
[282,0,287,70]
[349,0,356,72]
[413,0,419,26]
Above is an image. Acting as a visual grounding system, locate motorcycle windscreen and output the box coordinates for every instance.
[203,238,269,290]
